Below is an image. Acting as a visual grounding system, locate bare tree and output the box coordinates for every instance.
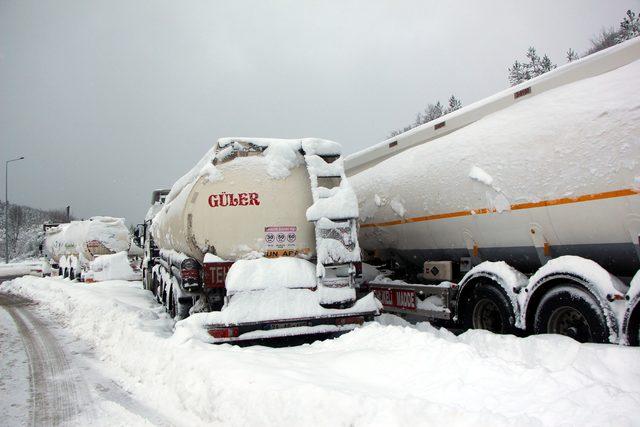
[566,48,579,62]
[586,27,620,55]
[9,205,24,247]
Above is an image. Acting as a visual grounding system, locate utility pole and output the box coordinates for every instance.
[5,156,25,264]
[66,205,70,222]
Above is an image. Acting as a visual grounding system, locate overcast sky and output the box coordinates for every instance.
[1,0,638,224]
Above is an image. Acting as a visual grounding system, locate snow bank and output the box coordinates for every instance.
[178,290,379,340]
[224,257,317,294]
[88,252,139,282]
[4,277,640,426]
[0,260,48,278]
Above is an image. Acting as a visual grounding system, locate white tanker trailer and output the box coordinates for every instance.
[43,216,131,279]
[135,138,378,344]
[345,38,640,345]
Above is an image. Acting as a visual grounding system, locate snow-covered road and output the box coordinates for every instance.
[0,289,175,426]
[2,276,640,426]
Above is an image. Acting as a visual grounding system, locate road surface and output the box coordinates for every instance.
[0,284,173,426]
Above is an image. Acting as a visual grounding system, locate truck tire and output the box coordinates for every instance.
[461,283,515,334]
[533,285,609,343]
[627,304,640,347]
[168,287,176,318]
[152,274,161,303]
[170,286,191,320]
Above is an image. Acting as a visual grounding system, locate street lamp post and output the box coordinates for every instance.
[5,156,25,264]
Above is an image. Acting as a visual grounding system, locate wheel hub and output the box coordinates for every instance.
[472,298,503,333]
[547,306,592,342]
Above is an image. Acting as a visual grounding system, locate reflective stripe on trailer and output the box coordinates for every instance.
[360,188,639,228]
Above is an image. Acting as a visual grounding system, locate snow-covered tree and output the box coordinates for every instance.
[616,9,640,42]
[387,96,462,138]
[423,102,444,122]
[446,95,462,113]
[566,48,579,62]
[508,47,556,86]
[540,55,556,73]
[508,60,526,86]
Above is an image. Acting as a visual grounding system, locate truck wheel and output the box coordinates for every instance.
[626,304,640,346]
[533,285,608,343]
[63,268,69,278]
[168,290,176,318]
[152,275,160,302]
[69,268,75,280]
[461,283,514,334]
[58,267,63,276]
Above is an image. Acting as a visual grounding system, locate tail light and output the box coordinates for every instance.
[336,316,364,326]
[181,258,201,283]
[207,327,239,339]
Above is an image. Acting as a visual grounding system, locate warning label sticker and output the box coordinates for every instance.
[264,226,297,250]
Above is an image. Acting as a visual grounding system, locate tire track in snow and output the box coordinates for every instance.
[0,290,176,426]
[0,292,92,425]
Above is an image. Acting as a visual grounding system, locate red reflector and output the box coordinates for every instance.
[336,316,364,326]
[514,87,531,99]
[207,327,239,339]
[181,268,199,280]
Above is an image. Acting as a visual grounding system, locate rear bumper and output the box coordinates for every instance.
[205,310,377,344]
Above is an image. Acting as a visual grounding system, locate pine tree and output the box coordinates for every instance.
[566,48,579,62]
[526,47,542,77]
[508,47,556,86]
[446,95,462,113]
[616,9,640,42]
[508,60,526,86]
[540,55,556,73]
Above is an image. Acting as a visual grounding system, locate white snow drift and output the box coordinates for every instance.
[3,276,640,426]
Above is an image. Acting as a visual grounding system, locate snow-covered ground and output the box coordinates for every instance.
[0,259,49,278]
[2,276,640,426]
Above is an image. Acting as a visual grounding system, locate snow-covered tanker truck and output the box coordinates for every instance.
[43,216,131,280]
[346,37,640,345]
[134,138,379,344]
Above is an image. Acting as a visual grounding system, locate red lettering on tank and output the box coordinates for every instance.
[207,192,260,208]
[219,192,229,207]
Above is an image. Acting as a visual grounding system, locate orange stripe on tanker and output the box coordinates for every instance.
[360,188,639,228]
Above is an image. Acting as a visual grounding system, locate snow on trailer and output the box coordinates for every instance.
[43,216,131,280]
[348,38,640,344]
[140,137,379,343]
